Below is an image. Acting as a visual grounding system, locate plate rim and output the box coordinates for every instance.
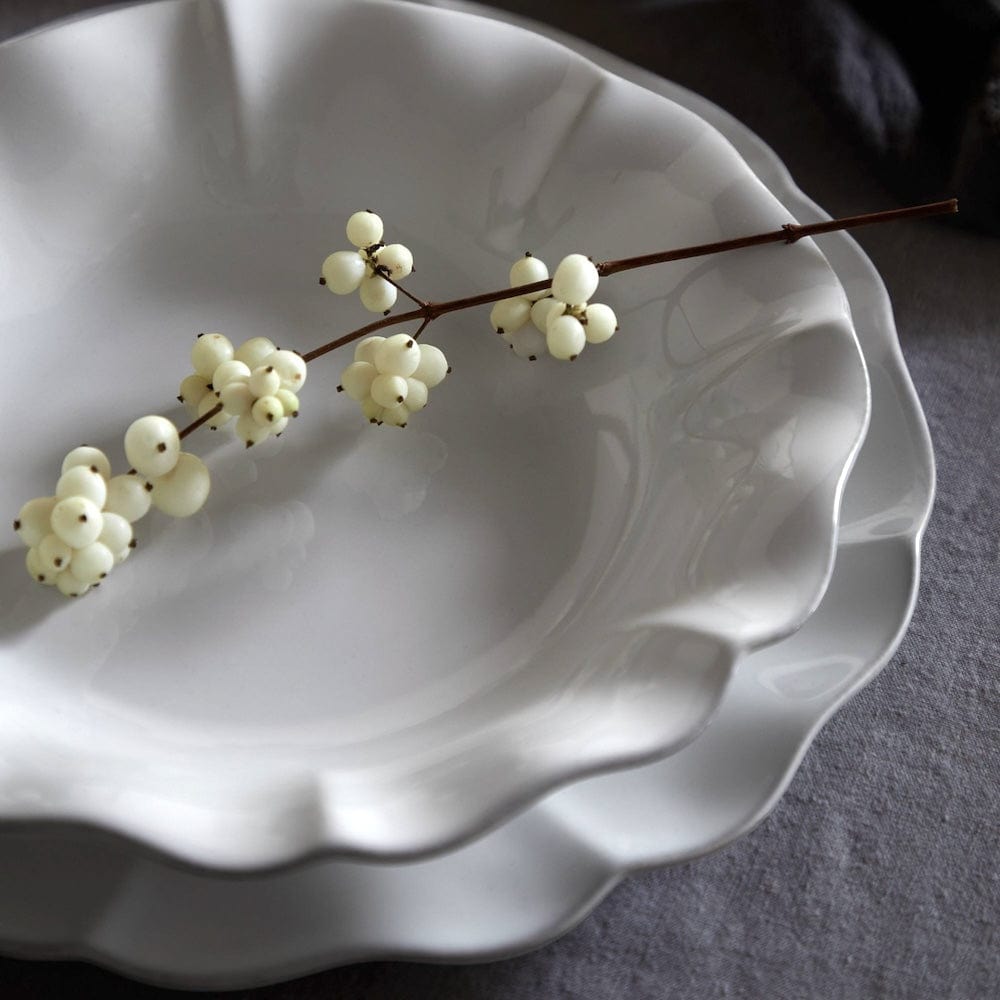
[0,1,933,987]
[0,0,873,870]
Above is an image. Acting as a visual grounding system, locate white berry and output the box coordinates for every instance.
[38,533,73,574]
[509,325,547,360]
[371,373,408,408]
[104,474,152,523]
[233,336,277,369]
[404,378,428,412]
[150,452,211,517]
[56,465,108,509]
[547,314,587,360]
[322,250,367,294]
[489,297,531,335]
[361,397,384,424]
[98,511,132,558]
[375,243,413,280]
[374,334,420,377]
[382,403,410,427]
[248,365,281,398]
[359,274,397,313]
[15,496,57,548]
[252,395,284,427]
[412,344,449,388]
[531,297,564,333]
[198,392,231,428]
[340,362,378,402]
[346,210,384,248]
[56,570,89,598]
[179,374,211,408]
[584,303,618,344]
[509,254,550,300]
[191,332,234,379]
[275,389,300,417]
[124,415,180,479]
[266,349,307,390]
[26,546,54,585]
[354,336,385,364]
[551,254,599,305]
[50,496,103,548]
[61,446,111,481]
[212,359,252,391]
[236,413,271,448]
[70,542,114,585]
[220,380,255,417]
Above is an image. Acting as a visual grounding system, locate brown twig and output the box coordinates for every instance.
[173,198,956,440]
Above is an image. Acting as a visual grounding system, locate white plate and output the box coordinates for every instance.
[0,0,868,868]
[0,2,932,989]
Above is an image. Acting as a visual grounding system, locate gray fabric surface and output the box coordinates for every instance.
[1,1,997,997]
[760,0,1000,233]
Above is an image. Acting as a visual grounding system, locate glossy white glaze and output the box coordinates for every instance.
[0,1,933,987]
[0,0,868,868]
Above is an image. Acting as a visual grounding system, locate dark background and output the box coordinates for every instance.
[1,2,997,997]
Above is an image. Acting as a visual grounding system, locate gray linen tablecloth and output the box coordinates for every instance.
[1,1,997,997]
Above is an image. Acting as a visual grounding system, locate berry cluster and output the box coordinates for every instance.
[320,211,414,314]
[338,334,449,427]
[179,333,305,448]
[14,418,209,597]
[490,253,618,361]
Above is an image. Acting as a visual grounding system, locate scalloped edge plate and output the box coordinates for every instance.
[0,1,931,989]
[0,0,868,868]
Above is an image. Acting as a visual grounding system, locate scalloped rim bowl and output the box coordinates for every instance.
[0,0,868,869]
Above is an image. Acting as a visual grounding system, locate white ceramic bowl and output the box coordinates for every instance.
[0,0,868,869]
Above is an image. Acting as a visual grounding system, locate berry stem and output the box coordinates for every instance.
[172,198,956,441]
[179,403,223,440]
[308,198,957,360]
[382,273,428,309]
[598,199,958,276]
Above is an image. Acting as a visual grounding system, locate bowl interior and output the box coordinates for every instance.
[0,0,867,866]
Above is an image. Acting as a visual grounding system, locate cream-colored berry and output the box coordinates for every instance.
[267,349,308,390]
[373,334,421,378]
[70,542,114,585]
[547,314,587,361]
[61,446,111,481]
[412,344,449,388]
[198,392,231,428]
[124,416,180,479]
[354,336,385,364]
[212,359,252,391]
[15,496,57,548]
[104,474,152,523]
[220,381,255,417]
[251,395,284,427]
[340,362,378,402]
[97,512,132,559]
[404,378,429,412]
[371,373,408,408]
[190,332,234,379]
[55,465,107,508]
[179,374,211,408]
[233,336,277,369]
[50,497,103,548]
[346,210,384,248]
[38,533,73,574]
[149,453,211,517]
[584,303,618,344]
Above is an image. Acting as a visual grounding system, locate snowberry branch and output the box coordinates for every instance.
[304,198,958,365]
[598,199,958,276]
[167,198,963,442]
[14,200,957,597]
